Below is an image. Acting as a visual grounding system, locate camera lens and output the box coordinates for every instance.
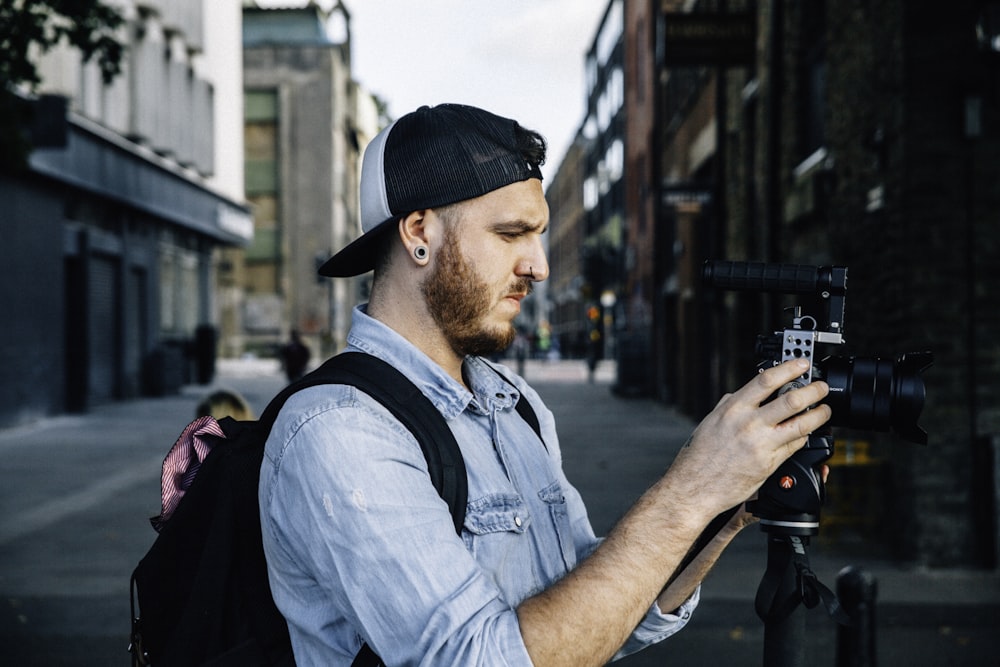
[818,351,933,444]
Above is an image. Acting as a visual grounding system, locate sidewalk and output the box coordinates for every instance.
[0,357,996,666]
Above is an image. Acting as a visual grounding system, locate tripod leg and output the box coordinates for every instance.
[762,536,806,666]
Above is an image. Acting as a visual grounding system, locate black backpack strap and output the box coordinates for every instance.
[514,395,543,447]
[350,642,383,667]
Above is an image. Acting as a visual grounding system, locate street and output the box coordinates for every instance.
[0,358,997,666]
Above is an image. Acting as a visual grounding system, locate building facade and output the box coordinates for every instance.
[235,2,375,363]
[0,0,251,427]
[545,0,1000,566]
[545,133,589,359]
[577,0,628,377]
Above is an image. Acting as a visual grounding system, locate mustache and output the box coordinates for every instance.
[509,278,534,296]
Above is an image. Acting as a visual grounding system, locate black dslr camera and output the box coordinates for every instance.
[702,260,932,535]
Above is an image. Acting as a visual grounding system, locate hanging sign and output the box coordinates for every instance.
[661,12,756,67]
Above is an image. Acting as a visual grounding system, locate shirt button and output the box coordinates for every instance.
[495,392,506,399]
[514,515,522,527]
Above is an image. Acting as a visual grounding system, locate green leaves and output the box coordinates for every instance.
[0,0,124,168]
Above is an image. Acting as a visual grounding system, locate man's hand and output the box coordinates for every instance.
[667,359,832,521]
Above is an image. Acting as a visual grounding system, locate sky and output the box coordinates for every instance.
[257,0,611,181]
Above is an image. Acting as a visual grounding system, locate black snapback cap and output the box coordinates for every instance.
[318,103,544,278]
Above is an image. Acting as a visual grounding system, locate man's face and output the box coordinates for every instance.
[421,179,549,358]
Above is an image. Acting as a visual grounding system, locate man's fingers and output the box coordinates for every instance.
[753,360,810,400]
[749,366,831,428]
[744,359,827,414]
[778,403,832,441]
[776,379,829,415]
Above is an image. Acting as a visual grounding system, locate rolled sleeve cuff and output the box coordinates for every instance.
[615,585,701,659]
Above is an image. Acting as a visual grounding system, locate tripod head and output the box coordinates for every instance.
[748,430,832,536]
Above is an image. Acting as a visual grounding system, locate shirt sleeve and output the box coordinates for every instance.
[614,586,700,660]
[260,386,534,667]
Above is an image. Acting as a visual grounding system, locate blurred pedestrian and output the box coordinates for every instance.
[512,327,529,377]
[280,329,310,382]
[586,329,601,383]
[195,389,254,421]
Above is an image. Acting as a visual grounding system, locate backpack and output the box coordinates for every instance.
[129,351,541,667]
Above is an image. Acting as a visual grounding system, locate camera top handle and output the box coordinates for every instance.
[703,260,848,338]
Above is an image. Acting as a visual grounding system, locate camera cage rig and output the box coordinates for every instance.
[702,259,933,531]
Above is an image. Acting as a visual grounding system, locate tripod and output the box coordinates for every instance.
[749,430,851,666]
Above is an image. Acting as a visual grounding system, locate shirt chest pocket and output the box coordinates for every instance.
[461,484,578,599]
[461,493,536,597]
[463,494,529,542]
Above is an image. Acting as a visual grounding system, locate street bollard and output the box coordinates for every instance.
[836,565,878,667]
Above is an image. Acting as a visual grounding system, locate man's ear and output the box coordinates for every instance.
[399,210,432,265]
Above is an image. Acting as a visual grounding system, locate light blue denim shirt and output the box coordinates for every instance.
[259,306,698,666]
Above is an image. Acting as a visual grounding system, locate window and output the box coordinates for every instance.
[584,175,599,211]
[596,0,623,65]
[797,1,827,159]
[244,90,279,195]
[606,138,623,183]
[244,89,281,276]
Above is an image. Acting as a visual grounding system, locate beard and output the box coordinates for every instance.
[421,231,532,358]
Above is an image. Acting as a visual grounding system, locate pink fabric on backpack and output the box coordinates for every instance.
[151,416,227,531]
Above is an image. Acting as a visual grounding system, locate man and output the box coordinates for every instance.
[280,329,311,382]
[259,104,831,666]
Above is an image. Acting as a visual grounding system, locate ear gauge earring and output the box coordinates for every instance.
[413,245,428,261]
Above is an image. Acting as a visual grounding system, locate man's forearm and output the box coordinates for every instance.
[656,510,752,613]
[516,471,716,667]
